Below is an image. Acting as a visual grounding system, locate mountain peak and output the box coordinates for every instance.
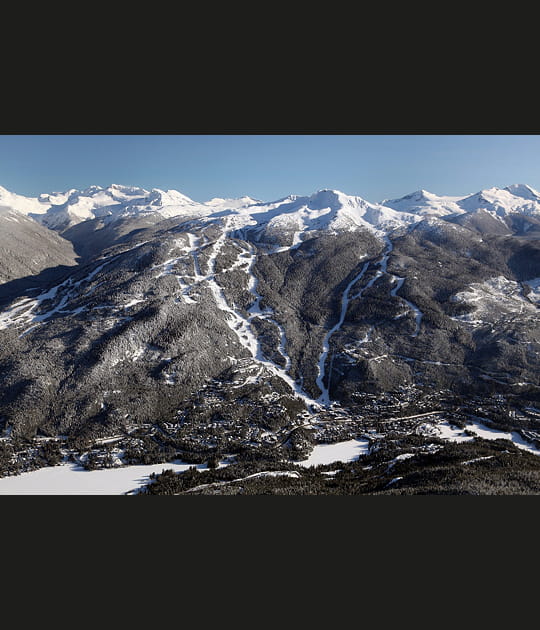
[504,183,540,200]
[382,189,464,217]
[307,189,371,210]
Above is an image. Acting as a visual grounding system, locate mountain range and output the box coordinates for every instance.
[1,182,540,494]
[6,181,540,229]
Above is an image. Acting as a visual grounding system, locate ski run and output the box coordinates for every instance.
[315,232,424,405]
[203,218,319,410]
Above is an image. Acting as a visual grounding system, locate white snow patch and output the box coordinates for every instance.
[390,453,415,464]
[123,297,145,308]
[297,438,370,467]
[465,419,540,455]
[432,419,540,455]
[433,422,475,443]
[241,470,301,480]
[462,456,495,465]
[452,276,537,324]
[322,469,341,476]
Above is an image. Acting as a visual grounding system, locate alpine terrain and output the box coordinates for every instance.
[1,183,540,494]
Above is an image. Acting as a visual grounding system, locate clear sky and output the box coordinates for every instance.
[2,134,540,203]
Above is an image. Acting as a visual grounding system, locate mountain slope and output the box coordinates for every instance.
[0,206,78,298]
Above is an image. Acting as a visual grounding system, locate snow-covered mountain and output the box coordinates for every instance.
[384,184,540,219]
[381,189,465,217]
[4,182,540,237]
[0,185,52,216]
[458,185,540,217]
[0,184,259,231]
[30,185,215,230]
[212,189,422,248]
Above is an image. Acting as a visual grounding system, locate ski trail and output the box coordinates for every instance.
[350,262,374,300]
[187,233,203,280]
[0,242,150,332]
[349,236,393,300]
[204,219,319,410]
[379,234,393,272]
[380,234,422,336]
[389,275,423,337]
[271,230,304,254]
[315,262,372,406]
[315,233,423,406]
[349,235,422,336]
[244,244,292,372]
[313,236,394,405]
[271,319,292,372]
[0,254,122,330]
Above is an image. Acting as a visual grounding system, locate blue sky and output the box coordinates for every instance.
[2,134,540,203]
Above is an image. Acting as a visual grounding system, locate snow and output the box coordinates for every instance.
[390,453,415,463]
[433,419,540,455]
[433,422,475,443]
[0,246,148,332]
[382,189,465,216]
[0,459,229,495]
[315,233,423,401]
[383,185,540,219]
[297,438,370,467]
[458,187,540,216]
[466,419,540,455]
[240,470,301,480]
[462,456,495,465]
[198,188,422,246]
[0,185,51,215]
[123,297,145,308]
[451,275,537,324]
[504,183,540,201]
[205,196,260,209]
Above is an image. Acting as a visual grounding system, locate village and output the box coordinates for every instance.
[2,379,540,477]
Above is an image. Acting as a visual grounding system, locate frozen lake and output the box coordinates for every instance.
[0,460,214,495]
[297,438,370,467]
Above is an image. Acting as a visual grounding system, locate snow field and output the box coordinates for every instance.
[297,439,370,467]
[432,420,540,455]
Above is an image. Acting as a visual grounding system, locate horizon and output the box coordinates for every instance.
[2,134,540,203]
